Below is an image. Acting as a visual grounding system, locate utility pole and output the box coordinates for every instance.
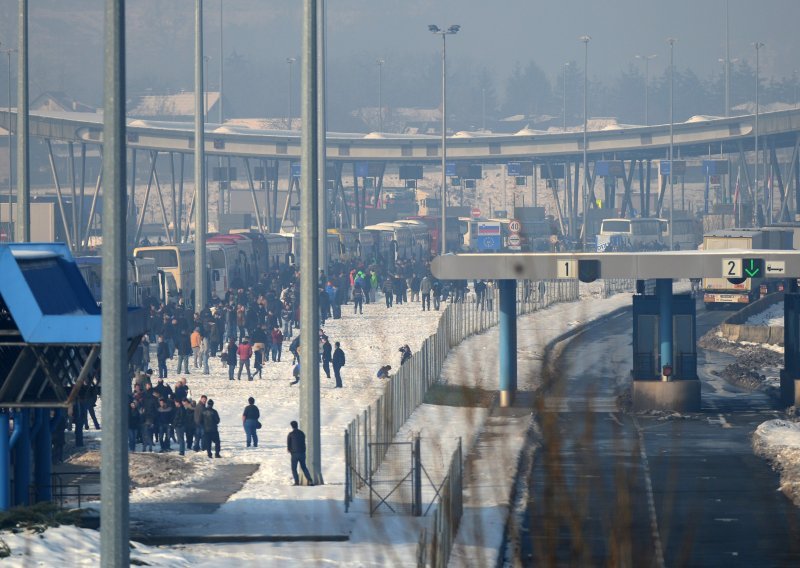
[377,58,384,132]
[580,35,590,247]
[754,41,764,225]
[287,57,296,129]
[15,0,29,242]
[635,54,657,125]
[301,0,323,485]
[100,0,129,565]
[317,0,328,274]
[194,0,208,311]
[668,37,676,250]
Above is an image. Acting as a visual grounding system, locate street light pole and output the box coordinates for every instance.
[429,24,460,256]
[580,35,590,246]
[635,54,657,125]
[16,0,28,242]
[1,46,14,227]
[668,37,676,250]
[219,0,223,123]
[377,58,384,132]
[194,0,208,311]
[754,41,764,225]
[287,57,296,129]
[203,55,210,121]
[100,0,128,564]
[724,0,730,117]
[563,62,570,131]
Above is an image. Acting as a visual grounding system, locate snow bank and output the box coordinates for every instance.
[746,302,784,327]
[753,419,800,505]
[0,525,199,567]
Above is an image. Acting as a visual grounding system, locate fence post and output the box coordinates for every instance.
[413,435,422,516]
[344,429,350,512]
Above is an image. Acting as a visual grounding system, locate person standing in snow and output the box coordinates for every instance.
[332,342,345,388]
[202,399,221,458]
[287,420,314,486]
[242,397,261,448]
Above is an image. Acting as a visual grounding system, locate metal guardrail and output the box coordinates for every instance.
[47,470,101,508]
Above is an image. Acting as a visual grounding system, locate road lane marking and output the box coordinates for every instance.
[633,417,666,568]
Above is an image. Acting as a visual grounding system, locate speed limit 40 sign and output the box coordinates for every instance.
[508,219,521,233]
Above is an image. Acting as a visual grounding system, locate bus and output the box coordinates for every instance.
[133,243,196,303]
[597,218,664,251]
[657,218,701,251]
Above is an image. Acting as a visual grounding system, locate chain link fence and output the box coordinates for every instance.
[344,279,579,517]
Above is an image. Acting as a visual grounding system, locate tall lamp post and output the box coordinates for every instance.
[562,61,570,131]
[1,45,15,226]
[718,57,739,117]
[218,0,223,123]
[580,35,590,246]
[635,54,657,125]
[286,57,296,129]
[16,0,29,242]
[376,58,384,132]
[194,0,208,311]
[429,24,460,255]
[667,37,676,250]
[754,41,764,225]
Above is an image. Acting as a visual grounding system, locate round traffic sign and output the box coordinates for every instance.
[471,207,481,218]
[508,234,522,247]
[508,219,521,233]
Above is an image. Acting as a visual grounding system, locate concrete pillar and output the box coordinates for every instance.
[782,291,800,406]
[13,409,30,507]
[34,409,52,502]
[499,279,517,407]
[657,278,673,380]
[0,412,9,511]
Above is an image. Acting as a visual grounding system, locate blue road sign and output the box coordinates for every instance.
[446,162,456,177]
[507,162,521,176]
[291,163,301,178]
[476,235,502,252]
[355,162,369,177]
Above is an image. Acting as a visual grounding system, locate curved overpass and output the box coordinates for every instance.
[2,108,800,164]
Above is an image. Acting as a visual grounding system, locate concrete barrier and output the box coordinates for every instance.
[717,292,784,346]
[632,379,701,412]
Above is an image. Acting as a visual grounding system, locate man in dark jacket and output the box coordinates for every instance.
[287,420,314,486]
[176,330,192,375]
[156,335,170,378]
[202,399,221,458]
[242,397,260,448]
[321,336,332,379]
[156,398,174,452]
[172,398,190,455]
[332,342,345,388]
[193,395,207,452]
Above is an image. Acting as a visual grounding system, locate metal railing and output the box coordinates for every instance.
[344,280,579,513]
[417,438,463,568]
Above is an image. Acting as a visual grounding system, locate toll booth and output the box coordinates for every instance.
[0,243,146,510]
[782,289,800,407]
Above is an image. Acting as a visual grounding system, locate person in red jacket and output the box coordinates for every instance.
[237,338,254,381]
[271,327,284,362]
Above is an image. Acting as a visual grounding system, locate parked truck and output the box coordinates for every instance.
[702,228,791,308]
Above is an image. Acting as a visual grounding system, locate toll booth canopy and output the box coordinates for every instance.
[0,244,146,407]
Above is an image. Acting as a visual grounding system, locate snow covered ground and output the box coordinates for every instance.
[2,284,635,566]
[746,302,784,327]
[753,419,800,507]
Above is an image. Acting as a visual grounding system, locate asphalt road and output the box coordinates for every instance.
[516,301,800,567]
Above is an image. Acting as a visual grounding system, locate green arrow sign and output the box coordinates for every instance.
[744,259,761,278]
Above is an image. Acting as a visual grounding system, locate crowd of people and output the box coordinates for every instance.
[62,254,523,482]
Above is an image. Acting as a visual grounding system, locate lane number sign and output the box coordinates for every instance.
[557,259,577,279]
[722,258,742,279]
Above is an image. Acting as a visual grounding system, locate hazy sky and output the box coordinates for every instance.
[0,0,796,105]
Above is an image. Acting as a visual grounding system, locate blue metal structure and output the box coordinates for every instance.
[0,243,146,510]
[498,280,517,406]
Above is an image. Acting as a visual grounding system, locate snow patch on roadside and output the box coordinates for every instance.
[746,302,784,327]
[753,419,800,506]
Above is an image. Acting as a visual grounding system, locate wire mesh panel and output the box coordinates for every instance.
[369,441,415,516]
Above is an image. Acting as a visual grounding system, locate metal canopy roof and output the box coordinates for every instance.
[2,108,800,162]
[0,243,146,407]
[431,251,800,281]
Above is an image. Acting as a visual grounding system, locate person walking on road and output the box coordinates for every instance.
[420,275,432,311]
[202,399,221,458]
[332,342,346,388]
[237,338,254,381]
[287,420,314,486]
[242,397,260,448]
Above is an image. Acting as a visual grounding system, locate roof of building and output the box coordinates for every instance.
[128,91,220,118]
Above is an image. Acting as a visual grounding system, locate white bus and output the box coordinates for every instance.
[597,218,664,251]
[133,243,196,303]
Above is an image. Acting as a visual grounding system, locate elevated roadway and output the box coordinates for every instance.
[2,108,800,163]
